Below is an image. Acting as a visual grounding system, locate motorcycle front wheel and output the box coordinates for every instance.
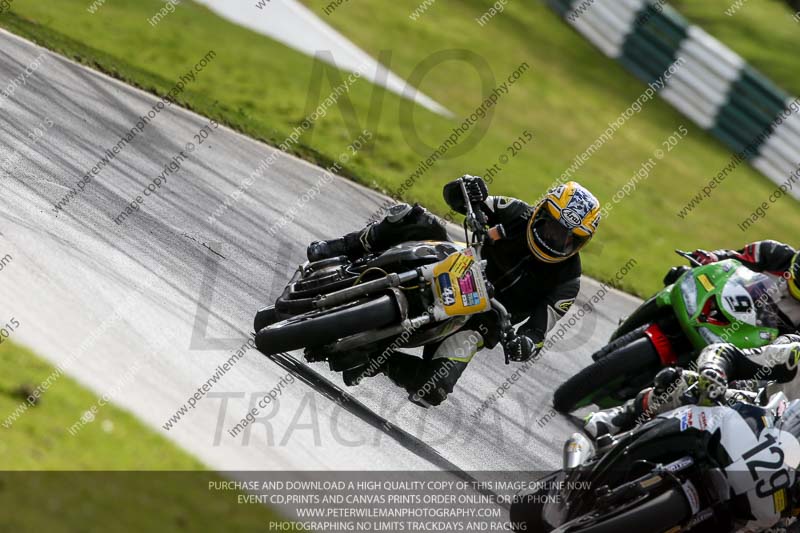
[553,337,660,413]
[255,295,399,356]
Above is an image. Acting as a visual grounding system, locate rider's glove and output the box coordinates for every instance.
[640,367,700,416]
[690,249,719,265]
[461,175,489,203]
[697,363,728,405]
[652,367,688,396]
[506,335,541,362]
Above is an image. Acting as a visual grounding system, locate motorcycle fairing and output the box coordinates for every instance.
[671,260,781,350]
[658,403,800,529]
[539,398,800,531]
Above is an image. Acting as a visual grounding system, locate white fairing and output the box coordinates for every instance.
[660,400,800,530]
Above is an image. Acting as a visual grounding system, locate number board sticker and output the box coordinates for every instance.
[721,284,757,325]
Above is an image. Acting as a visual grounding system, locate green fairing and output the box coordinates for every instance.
[664,259,779,350]
[569,259,782,411]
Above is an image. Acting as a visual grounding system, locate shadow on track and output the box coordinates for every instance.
[262,349,504,504]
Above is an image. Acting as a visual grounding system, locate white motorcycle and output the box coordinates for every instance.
[512,384,800,532]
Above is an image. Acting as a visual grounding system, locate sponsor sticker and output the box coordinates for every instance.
[697,274,715,292]
[561,208,582,227]
[665,457,694,472]
[458,271,481,307]
[680,410,694,431]
[774,489,787,513]
[450,254,474,279]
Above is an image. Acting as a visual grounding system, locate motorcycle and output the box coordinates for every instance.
[512,386,800,532]
[253,178,515,385]
[553,250,790,413]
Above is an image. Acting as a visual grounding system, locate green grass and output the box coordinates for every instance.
[2,0,799,296]
[0,341,282,531]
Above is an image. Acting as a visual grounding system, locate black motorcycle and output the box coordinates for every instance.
[254,178,515,384]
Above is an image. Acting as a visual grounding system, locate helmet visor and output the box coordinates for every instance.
[790,253,800,301]
[532,208,587,258]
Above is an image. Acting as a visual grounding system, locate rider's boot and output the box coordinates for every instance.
[342,355,391,386]
[583,402,636,439]
[342,349,402,387]
[307,228,370,262]
[307,202,446,263]
[563,432,595,469]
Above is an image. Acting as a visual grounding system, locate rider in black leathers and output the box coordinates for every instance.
[307,175,602,406]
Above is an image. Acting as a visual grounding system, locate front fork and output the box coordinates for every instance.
[491,298,514,365]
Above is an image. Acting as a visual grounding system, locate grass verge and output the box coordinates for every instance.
[0,340,282,531]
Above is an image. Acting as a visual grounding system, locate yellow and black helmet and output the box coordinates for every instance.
[789,251,800,301]
[527,182,601,264]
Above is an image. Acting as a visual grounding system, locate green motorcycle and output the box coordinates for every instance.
[553,250,790,413]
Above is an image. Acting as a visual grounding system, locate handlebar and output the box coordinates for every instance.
[675,249,702,268]
[458,178,513,364]
[490,298,514,365]
[457,178,492,245]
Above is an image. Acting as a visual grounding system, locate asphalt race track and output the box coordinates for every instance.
[0,30,643,476]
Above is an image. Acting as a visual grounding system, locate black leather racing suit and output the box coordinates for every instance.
[352,179,582,406]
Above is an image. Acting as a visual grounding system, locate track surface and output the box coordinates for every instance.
[0,30,641,473]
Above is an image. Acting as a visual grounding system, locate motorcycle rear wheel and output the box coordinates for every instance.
[255,295,399,356]
[553,337,660,413]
